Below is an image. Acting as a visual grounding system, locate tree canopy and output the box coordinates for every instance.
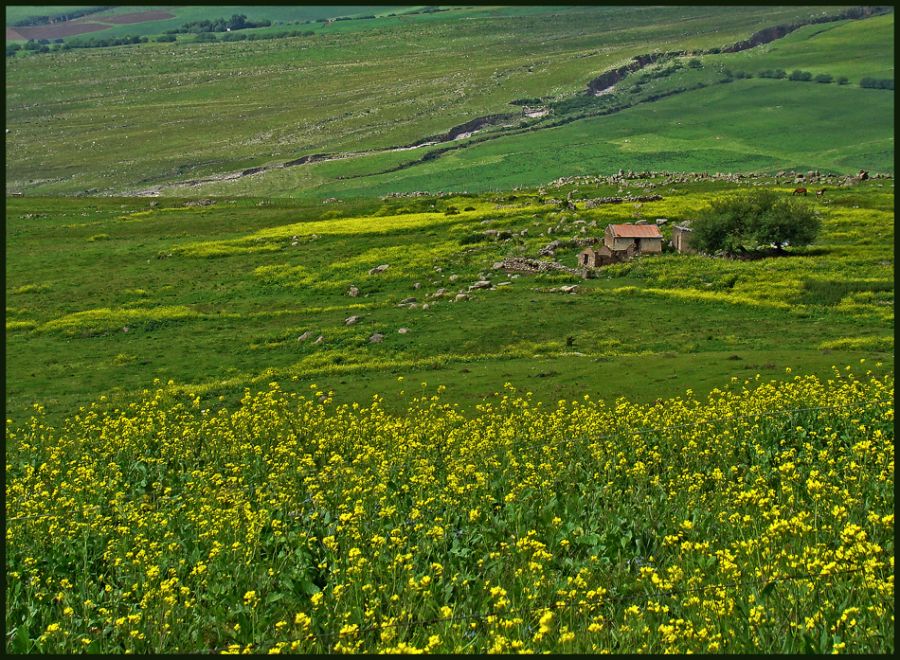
[691,189,821,255]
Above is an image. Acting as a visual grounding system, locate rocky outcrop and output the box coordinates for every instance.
[404,112,519,149]
[585,7,891,95]
[499,257,579,275]
[587,51,684,95]
[723,6,890,53]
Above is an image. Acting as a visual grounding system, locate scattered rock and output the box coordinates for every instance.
[369,332,385,343]
[469,280,492,291]
[347,286,359,297]
[122,326,129,333]
[314,335,324,344]
[368,264,389,275]
[400,296,417,304]
[492,262,504,269]
[455,293,470,302]
[344,315,361,325]
[431,288,448,298]
[499,257,579,275]
[398,327,410,334]
[413,282,421,290]
[297,331,312,341]
[422,303,430,310]
[448,274,458,282]
[559,285,579,293]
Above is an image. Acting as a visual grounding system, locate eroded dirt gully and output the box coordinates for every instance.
[136,5,890,196]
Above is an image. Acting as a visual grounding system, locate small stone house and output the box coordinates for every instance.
[603,223,663,253]
[577,244,616,268]
[522,105,549,118]
[671,224,695,254]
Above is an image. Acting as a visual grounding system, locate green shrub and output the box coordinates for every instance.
[692,190,821,255]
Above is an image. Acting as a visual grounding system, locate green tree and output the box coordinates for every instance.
[691,190,820,255]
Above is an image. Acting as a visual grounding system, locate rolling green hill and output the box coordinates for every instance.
[170,12,893,199]
[6,5,889,196]
[5,178,893,425]
[5,7,894,654]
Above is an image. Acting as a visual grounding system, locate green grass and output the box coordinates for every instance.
[717,14,895,80]
[4,6,100,25]
[6,6,871,195]
[5,180,893,426]
[179,78,894,199]
[5,6,417,40]
[173,12,894,199]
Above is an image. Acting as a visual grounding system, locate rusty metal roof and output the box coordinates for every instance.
[608,224,663,238]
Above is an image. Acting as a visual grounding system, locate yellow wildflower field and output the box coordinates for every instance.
[5,367,893,653]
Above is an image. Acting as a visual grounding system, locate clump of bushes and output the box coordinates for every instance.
[166,14,271,35]
[859,77,894,90]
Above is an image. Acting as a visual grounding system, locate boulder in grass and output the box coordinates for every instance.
[348,286,359,297]
[344,316,361,326]
[368,264,389,275]
[369,332,385,343]
[469,280,492,291]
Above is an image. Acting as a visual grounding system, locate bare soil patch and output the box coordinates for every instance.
[100,11,175,25]
[8,22,109,40]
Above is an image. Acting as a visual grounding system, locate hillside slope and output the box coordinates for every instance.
[6,6,886,195]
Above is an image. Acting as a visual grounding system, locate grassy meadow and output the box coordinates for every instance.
[5,178,894,426]
[4,4,895,655]
[172,12,894,199]
[5,5,872,196]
